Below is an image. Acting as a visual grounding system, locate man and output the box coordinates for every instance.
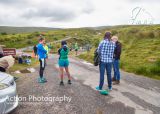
[33,45,38,58]
[112,36,122,84]
[96,32,115,91]
[74,42,79,55]
[37,37,47,83]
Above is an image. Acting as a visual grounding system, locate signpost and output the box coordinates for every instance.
[3,48,16,56]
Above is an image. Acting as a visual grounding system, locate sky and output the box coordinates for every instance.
[0,0,159,28]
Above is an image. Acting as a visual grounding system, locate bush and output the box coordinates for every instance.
[135,66,147,75]
[0,38,5,42]
[32,32,40,37]
[149,59,160,75]
[137,31,155,38]
[92,38,100,47]
[27,40,33,44]
[128,28,139,34]
[149,66,160,75]
[111,30,118,35]
[27,34,33,39]
[1,32,7,35]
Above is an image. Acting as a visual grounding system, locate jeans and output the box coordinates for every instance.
[99,62,112,89]
[113,59,120,81]
[39,59,46,78]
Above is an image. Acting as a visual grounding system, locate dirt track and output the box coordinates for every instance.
[11,55,160,114]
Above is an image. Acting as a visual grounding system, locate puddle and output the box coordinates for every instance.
[20,69,32,73]
[14,68,36,74]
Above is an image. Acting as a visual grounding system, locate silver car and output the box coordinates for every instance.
[0,72,18,114]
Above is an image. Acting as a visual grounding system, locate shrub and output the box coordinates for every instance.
[32,32,40,37]
[92,38,100,47]
[27,40,33,44]
[111,30,118,35]
[128,28,139,34]
[1,32,7,35]
[137,31,155,38]
[27,34,33,39]
[0,38,5,42]
[135,66,147,75]
[149,66,160,75]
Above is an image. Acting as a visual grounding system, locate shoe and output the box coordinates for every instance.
[96,86,102,91]
[42,77,47,82]
[60,81,64,86]
[112,77,116,81]
[108,87,112,91]
[38,78,45,83]
[68,80,72,84]
[113,80,120,85]
[100,90,109,95]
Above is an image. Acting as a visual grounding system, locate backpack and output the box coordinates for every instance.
[93,48,100,66]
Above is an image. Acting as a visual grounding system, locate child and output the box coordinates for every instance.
[58,41,71,85]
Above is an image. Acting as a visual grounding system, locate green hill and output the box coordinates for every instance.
[78,25,160,80]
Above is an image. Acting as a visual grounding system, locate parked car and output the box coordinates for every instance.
[0,72,18,114]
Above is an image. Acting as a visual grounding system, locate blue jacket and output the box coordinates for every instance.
[37,43,47,59]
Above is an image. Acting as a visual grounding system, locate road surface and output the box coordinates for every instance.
[11,55,160,114]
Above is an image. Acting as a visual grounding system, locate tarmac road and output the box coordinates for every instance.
[11,54,160,114]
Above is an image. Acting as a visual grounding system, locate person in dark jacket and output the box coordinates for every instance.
[33,45,38,57]
[112,36,122,84]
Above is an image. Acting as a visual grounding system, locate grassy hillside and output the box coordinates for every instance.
[78,25,160,80]
[0,25,160,79]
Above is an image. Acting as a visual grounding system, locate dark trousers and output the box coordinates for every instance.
[39,59,46,78]
[113,59,120,81]
[0,67,6,72]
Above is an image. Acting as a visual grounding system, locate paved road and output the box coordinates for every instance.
[11,55,160,114]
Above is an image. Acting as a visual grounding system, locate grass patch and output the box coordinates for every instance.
[9,58,39,72]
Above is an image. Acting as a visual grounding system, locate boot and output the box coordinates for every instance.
[113,80,120,85]
[112,77,116,81]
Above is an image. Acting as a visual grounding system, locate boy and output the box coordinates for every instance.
[37,37,47,83]
[58,41,72,85]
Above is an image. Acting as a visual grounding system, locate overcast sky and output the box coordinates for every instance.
[0,0,159,28]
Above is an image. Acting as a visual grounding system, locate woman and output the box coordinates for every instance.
[111,36,122,84]
[58,41,72,85]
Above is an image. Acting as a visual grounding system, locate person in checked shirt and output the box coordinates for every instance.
[96,32,115,91]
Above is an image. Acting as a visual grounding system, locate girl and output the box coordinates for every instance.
[58,41,72,85]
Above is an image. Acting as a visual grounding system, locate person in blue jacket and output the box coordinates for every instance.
[37,37,47,83]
